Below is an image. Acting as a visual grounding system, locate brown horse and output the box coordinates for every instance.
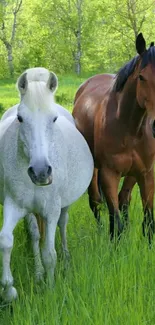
[73,33,155,242]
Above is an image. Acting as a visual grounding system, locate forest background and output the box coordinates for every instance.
[0,0,155,79]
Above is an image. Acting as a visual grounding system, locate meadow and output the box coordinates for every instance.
[0,75,155,325]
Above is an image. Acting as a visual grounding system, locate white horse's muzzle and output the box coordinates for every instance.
[28,163,52,186]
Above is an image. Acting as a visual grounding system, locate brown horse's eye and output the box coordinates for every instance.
[139,74,145,81]
[17,115,23,123]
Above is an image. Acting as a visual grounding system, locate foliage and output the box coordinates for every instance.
[0,0,155,77]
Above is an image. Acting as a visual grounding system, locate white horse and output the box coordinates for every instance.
[0,67,94,302]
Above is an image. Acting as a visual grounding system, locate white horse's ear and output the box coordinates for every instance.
[17,72,28,95]
[47,72,58,93]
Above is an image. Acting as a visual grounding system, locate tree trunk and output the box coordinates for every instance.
[7,44,14,77]
[3,41,14,77]
[0,0,22,77]
[75,30,81,75]
[74,0,83,75]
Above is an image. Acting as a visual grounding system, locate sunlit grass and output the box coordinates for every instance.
[0,189,155,325]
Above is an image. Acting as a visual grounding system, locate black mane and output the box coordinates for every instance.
[113,56,139,92]
[113,45,155,92]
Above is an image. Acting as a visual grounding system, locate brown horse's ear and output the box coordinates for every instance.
[47,72,58,93]
[17,72,28,95]
[136,33,146,55]
[150,41,154,47]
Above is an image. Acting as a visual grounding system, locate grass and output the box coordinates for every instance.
[0,74,86,113]
[0,77,155,324]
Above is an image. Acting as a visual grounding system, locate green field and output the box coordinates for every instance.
[0,77,155,325]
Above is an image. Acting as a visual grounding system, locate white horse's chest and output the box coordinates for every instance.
[4,156,66,213]
[4,170,62,215]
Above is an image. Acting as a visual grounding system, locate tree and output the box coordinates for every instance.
[33,0,103,75]
[0,0,22,77]
[53,0,84,75]
[105,0,155,61]
[0,0,155,78]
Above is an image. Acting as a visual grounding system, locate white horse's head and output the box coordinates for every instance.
[17,67,58,186]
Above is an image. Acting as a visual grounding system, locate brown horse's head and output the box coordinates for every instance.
[136,33,155,121]
[114,33,155,137]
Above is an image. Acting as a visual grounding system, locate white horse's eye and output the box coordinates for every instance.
[53,116,58,122]
[17,115,23,123]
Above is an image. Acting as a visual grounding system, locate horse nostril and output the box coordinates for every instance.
[47,165,52,176]
[28,164,52,182]
[28,166,35,177]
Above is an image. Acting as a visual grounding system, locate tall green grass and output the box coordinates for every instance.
[0,77,155,325]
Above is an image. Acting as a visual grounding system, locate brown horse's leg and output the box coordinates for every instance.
[88,168,102,224]
[138,170,155,244]
[58,207,70,259]
[99,167,123,239]
[35,214,45,245]
[119,176,136,226]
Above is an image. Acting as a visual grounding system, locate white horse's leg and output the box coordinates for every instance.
[26,214,44,282]
[0,196,26,302]
[41,204,61,283]
[58,207,69,258]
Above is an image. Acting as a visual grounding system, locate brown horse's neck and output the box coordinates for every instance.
[117,79,146,136]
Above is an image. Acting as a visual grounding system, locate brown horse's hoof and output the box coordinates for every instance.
[109,222,124,241]
[142,219,155,245]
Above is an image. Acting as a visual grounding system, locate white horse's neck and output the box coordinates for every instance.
[0,116,16,140]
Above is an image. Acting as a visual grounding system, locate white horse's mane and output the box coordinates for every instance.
[17,67,57,113]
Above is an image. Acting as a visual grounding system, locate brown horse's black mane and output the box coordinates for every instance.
[114,45,155,92]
